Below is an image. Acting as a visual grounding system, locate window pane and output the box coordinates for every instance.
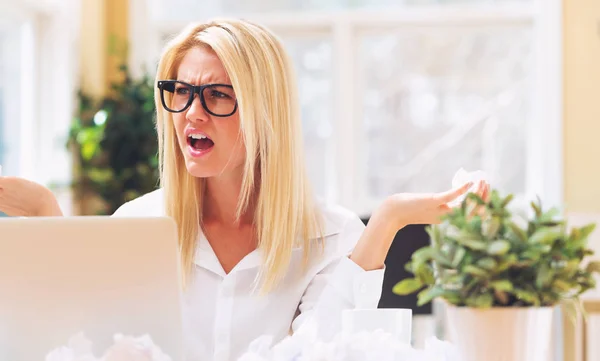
[0,25,21,177]
[281,36,334,198]
[0,30,5,169]
[219,0,530,13]
[157,0,530,19]
[345,0,531,7]
[358,25,532,198]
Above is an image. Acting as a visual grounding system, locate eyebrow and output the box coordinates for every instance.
[174,79,232,86]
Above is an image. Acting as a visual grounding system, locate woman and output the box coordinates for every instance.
[0,19,487,360]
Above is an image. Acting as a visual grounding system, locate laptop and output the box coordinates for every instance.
[0,216,184,361]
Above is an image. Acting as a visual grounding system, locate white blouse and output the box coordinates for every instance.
[112,189,385,361]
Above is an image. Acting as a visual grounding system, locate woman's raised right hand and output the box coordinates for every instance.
[0,177,63,217]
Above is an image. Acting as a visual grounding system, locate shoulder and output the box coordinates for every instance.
[317,200,366,253]
[112,189,165,217]
[318,201,364,236]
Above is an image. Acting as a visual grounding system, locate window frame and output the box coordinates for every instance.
[129,0,563,217]
[0,0,80,214]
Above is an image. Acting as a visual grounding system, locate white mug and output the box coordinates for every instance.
[341,308,412,345]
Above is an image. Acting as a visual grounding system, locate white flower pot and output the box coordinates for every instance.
[445,306,554,361]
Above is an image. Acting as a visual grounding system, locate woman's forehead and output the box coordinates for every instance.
[176,47,230,84]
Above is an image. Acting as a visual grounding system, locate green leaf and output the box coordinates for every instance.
[579,224,597,240]
[529,227,563,245]
[490,280,514,292]
[496,254,518,272]
[569,228,581,243]
[534,244,552,254]
[553,279,574,293]
[87,168,114,183]
[476,257,498,271]
[482,217,501,239]
[531,200,542,218]
[412,247,436,264]
[393,278,424,295]
[410,246,452,268]
[539,207,560,223]
[442,273,465,289]
[536,264,554,289]
[489,190,503,209]
[466,193,486,205]
[507,221,528,242]
[500,194,514,208]
[467,216,482,233]
[514,259,536,268]
[522,249,541,260]
[469,292,494,308]
[414,264,435,285]
[487,240,511,256]
[81,142,98,161]
[514,288,541,306]
[454,237,488,251]
[452,247,466,268]
[416,286,446,306]
[440,291,462,305]
[463,265,489,278]
[426,226,442,248]
[586,261,600,274]
[541,291,561,306]
[562,260,581,277]
[464,277,480,292]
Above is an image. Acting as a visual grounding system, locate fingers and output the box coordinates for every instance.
[481,181,490,201]
[473,180,490,201]
[435,182,473,204]
[466,180,491,218]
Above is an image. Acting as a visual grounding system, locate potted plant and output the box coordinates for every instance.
[68,65,159,215]
[393,190,600,361]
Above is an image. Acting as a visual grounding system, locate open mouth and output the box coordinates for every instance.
[187,134,214,152]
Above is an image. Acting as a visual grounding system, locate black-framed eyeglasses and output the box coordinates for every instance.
[157,80,238,117]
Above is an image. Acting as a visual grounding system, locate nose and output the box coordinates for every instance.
[185,93,209,123]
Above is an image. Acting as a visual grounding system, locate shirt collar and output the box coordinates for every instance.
[193,209,345,276]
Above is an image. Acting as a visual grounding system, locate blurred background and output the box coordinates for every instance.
[0,0,598,360]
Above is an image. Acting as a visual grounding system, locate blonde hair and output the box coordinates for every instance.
[154,18,323,292]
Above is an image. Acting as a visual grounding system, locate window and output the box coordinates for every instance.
[282,35,335,199]
[0,25,13,175]
[132,0,562,216]
[0,30,5,170]
[0,15,32,178]
[357,24,532,198]
[0,2,79,214]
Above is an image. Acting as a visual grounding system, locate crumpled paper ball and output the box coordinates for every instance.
[238,321,463,361]
[450,167,536,227]
[45,333,172,361]
[103,334,172,361]
[45,333,97,361]
[449,168,489,207]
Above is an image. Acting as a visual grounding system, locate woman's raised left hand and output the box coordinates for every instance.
[350,180,490,271]
[381,179,490,229]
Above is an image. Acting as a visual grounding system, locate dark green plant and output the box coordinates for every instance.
[394,190,600,309]
[68,65,159,215]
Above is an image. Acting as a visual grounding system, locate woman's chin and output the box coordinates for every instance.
[184,162,215,179]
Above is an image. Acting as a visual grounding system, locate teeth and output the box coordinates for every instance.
[190,134,208,140]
